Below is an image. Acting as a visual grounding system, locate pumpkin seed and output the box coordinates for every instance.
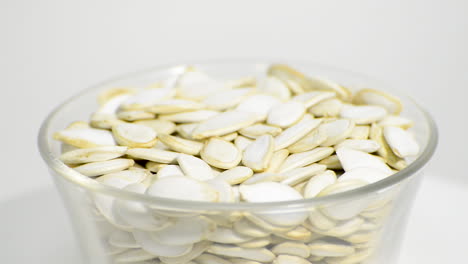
[113,123,158,148]
[239,124,282,139]
[60,146,128,164]
[274,116,322,150]
[272,242,311,258]
[158,134,203,155]
[74,158,135,177]
[353,88,402,114]
[207,244,276,262]
[383,126,420,158]
[192,111,257,139]
[147,176,218,202]
[279,147,334,173]
[217,166,254,185]
[273,255,311,264]
[242,135,274,172]
[267,101,306,128]
[159,110,220,123]
[178,154,215,181]
[201,138,242,169]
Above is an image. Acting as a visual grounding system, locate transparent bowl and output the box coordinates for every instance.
[38,60,437,264]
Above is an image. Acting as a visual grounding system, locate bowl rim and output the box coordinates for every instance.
[37,58,438,212]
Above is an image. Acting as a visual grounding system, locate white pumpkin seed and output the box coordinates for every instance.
[134,120,176,135]
[280,164,327,186]
[318,155,342,170]
[177,154,215,181]
[258,76,291,100]
[192,111,258,139]
[272,242,311,258]
[201,138,242,169]
[378,115,414,129]
[127,148,179,163]
[349,125,370,140]
[265,149,290,173]
[220,132,238,141]
[340,104,387,125]
[267,101,306,128]
[336,147,392,173]
[335,139,380,153]
[207,244,276,263]
[195,253,232,264]
[147,176,218,202]
[308,238,355,257]
[176,70,227,100]
[320,217,364,237]
[292,91,336,108]
[383,126,419,157]
[236,94,281,121]
[109,230,139,249]
[267,64,310,92]
[236,237,271,248]
[121,88,176,110]
[279,147,334,173]
[242,135,275,172]
[132,230,193,257]
[242,172,282,185]
[217,166,254,185]
[234,136,254,152]
[74,158,135,177]
[229,258,262,264]
[307,77,349,100]
[353,88,403,114]
[158,134,203,155]
[206,179,235,203]
[308,98,343,117]
[114,249,156,263]
[176,123,198,139]
[274,226,312,242]
[146,99,204,114]
[338,167,392,184]
[325,248,372,264]
[273,255,311,264]
[54,127,116,148]
[203,88,253,110]
[117,110,155,121]
[152,216,215,246]
[239,124,282,139]
[158,241,212,264]
[156,165,184,179]
[207,226,254,244]
[369,123,407,170]
[233,218,271,238]
[159,110,220,123]
[307,208,336,231]
[274,116,322,150]
[318,119,355,147]
[303,170,337,198]
[113,123,158,148]
[287,127,327,153]
[60,146,128,164]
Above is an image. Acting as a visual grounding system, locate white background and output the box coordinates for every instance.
[1,0,467,263]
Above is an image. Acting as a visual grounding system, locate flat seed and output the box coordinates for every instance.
[117,110,155,121]
[90,113,123,130]
[109,230,139,249]
[220,132,238,141]
[279,147,334,173]
[159,241,212,264]
[53,127,116,148]
[320,217,364,237]
[203,88,253,110]
[178,154,215,181]
[265,149,290,173]
[229,258,262,264]
[60,146,128,164]
[236,237,271,248]
[156,165,184,179]
[274,226,312,242]
[98,88,133,106]
[340,104,387,125]
[307,208,336,231]
[159,110,219,123]
[201,138,242,169]
[114,249,157,263]
[318,119,355,147]
[242,172,282,185]
[145,161,166,172]
[342,231,375,244]
[378,115,414,129]
[132,230,193,257]
[239,124,282,139]
[280,164,327,186]
[349,125,370,140]
[121,88,176,110]
[338,167,392,184]
[192,111,258,139]
[152,216,215,246]
[233,218,271,238]
[288,128,327,153]
[126,148,179,163]
[286,80,305,94]
[242,135,275,171]
[146,99,204,114]
[158,134,203,155]
[304,170,337,198]
[308,98,343,117]
[267,101,306,128]
[176,70,227,100]
[383,126,420,157]
[207,244,276,262]
[258,76,291,100]
[353,88,403,114]
[318,155,342,170]
[226,77,256,88]
[176,123,198,139]
[236,94,281,121]
[195,253,232,264]
[307,77,349,100]
[217,166,254,185]
[292,91,336,108]
[134,120,176,135]
[335,139,380,153]
[325,248,372,264]
[113,123,158,148]
[370,123,407,170]
[207,226,254,244]
[274,117,322,150]
[273,255,311,264]
[308,238,355,257]
[74,158,135,177]
[234,136,253,152]
[206,179,235,202]
[267,64,310,92]
[272,242,311,258]
[336,147,392,173]
[147,176,218,202]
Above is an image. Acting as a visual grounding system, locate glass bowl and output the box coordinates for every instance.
[38,60,437,264]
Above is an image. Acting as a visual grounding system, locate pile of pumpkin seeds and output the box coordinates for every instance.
[54,64,420,264]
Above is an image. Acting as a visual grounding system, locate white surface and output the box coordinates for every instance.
[1,0,467,262]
